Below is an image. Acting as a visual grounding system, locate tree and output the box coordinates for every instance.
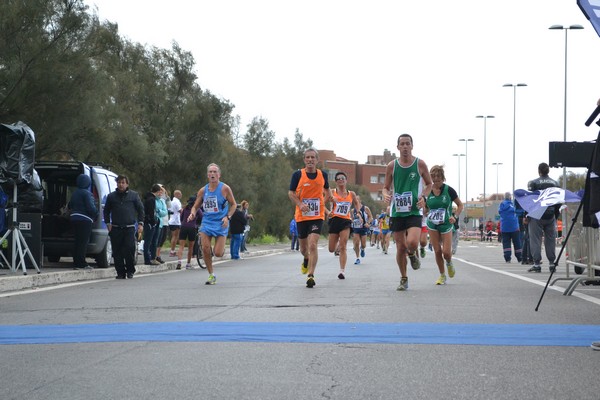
[280,128,313,168]
[244,116,275,157]
[558,171,586,192]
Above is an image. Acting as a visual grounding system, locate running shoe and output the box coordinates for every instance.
[176,262,182,270]
[384,250,388,255]
[338,272,345,280]
[301,260,308,275]
[169,250,176,257]
[354,258,361,265]
[408,253,420,270]
[591,341,600,351]
[447,260,455,278]
[528,265,541,273]
[306,275,316,288]
[420,247,426,258]
[185,263,193,270]
[360,248,365,258]
[435,274,447,285]
[205,274,216,285]
[397,277,409,291]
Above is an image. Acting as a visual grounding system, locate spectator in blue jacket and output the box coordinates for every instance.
[68,174,98,270]
[498,192,522,263]
[289,218,299,251]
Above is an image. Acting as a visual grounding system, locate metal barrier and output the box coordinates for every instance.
[550,202,600,295]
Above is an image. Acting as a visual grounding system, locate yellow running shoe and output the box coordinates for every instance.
[447,260,455,278]
[205,274,216,285]
[435,274,447,285]
[301,262,308,275]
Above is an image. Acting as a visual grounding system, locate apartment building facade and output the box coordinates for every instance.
[316,149,396,203]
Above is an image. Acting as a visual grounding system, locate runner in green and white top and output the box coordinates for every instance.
[424,165,463,285]
[383,134,432,291]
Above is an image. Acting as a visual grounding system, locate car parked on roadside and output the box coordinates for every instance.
[36,161,123,268]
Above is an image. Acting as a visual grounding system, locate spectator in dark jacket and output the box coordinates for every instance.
[143,184,162,265]
[229,204,247,260]
[68,174,98,270]
[498,192,522,263]
[103,175,144,279]
[526,162,560,273]
[177,196,202,269]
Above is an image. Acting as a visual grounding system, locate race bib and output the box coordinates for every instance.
[352,217,363,229]
[333,201,350,216]
[394,191,413,213]
[302,198,320,217]
[428,208,446,225]
[203,195,219,213]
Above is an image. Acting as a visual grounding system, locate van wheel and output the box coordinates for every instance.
[48,256,60,263]
[95,240,112,268]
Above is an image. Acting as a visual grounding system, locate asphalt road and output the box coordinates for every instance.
[1,240,599,400]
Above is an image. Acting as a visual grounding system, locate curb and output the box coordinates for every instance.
[0,246,289,295]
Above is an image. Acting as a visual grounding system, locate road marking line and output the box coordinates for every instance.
[454,257,600,306]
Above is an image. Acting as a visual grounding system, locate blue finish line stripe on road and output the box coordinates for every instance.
[1,322,599,346]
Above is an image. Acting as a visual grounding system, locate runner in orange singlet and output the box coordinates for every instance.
[288,148,332,288]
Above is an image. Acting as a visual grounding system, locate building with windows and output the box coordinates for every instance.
[316,149,396,202]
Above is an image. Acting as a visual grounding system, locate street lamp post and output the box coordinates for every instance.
[549,24,583,192]
[549,24,583,239]
[452,153,465,199]
[503,83,527,194]
[458,138,474,223]
[476,115,494,221]
[492,162,503,198]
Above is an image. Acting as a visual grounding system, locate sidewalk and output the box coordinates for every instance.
[0,242,293,294]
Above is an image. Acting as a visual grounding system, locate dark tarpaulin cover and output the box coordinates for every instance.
[0,121,35,184]
[582,132,600,228]
[0,122,42,211]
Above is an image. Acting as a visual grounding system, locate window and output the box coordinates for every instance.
[370,175,378,184]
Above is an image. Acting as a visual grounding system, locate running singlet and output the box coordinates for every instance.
[380,215,390,230]
[200,182,229,236]
[294,168,326,222]
[331,189,352,220]
[351,206,367,229]
[391,158,423,218]
[426,184,453,226]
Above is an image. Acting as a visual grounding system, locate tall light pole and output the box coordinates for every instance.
[459,138,474,222]
[503,83,527,194]
[452,153,465,199]
[476,115,494,221]
[549,24,583,191]
[492,162,503,198]
[549,24,583,239]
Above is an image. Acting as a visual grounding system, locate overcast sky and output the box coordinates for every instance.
[85,0,600,201]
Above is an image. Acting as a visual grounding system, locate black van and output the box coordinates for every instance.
[36,161,120,268]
